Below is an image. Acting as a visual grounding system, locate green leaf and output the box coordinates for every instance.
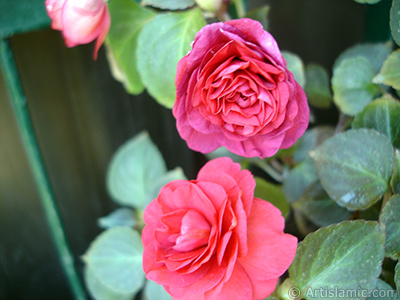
[141,0,196,10]
[83,227,145,294]
[333,42,391,74]
[293,181,352,227]
[392,150,400,194]
[254,177,289,218]
[244,6,270,30]
[282,158,318,204]
[391,0,400,47]
[304,64,332,109]
[366,279,399,300]
[352,95,400,148]
[143,279,172,300]
[310,129,395,211]
[289,220,385,300]
[85,266,135,300]
[380,195,400,259]
[98,208,137,230]
[145,167,187,208]
[293,126,335,164]
[107,132,167,208]
[0,0,51,38]
[373,49,400,90]
[107,0,156,95]
[282,51,305,87]
[137,8,206,108]
[354,0,382,3]
[396,261,400,293]
[332,57,380,116]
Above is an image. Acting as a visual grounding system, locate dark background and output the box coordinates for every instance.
[0,0,390,299]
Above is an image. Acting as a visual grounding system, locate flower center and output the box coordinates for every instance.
[173,210,211,252]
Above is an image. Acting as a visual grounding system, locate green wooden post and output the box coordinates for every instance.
[0,38,87,300]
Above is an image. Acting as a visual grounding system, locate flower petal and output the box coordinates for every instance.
[197,157,254,217]
[45,0,66,30]
[238,198,297,297]
[205,263,253,300]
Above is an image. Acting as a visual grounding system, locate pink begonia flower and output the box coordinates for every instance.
[45,0,110,59]
[142,157,297,300]
[173,19,309,158]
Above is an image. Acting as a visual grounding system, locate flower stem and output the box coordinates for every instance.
[255,160,283,183]
[0,38,87,300]
[334,111,351,134]
[217,1,232,22]
[381,189,393,213]
[293,210,309,237]
[232,0,246,18]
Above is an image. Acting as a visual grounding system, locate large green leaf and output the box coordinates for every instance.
[391,0,400,47]
[332,57,380,116]
[289,220,385,300]
[304,64,332,109]
[373,49,400,90]
[352,95,400,148]
[106,0,156,95]
[366,279,399,300]
[98,208,137,230]
[141,0,196,10]
[107,132,167,208]
[143,280,172,300]
[392,150,400,194]
[254,177,289,218]
[83,227,145,294]
[282,51,305,87]
[293,181,351,227]
[379,195,400,259]
[293,126,335,164]
[85,266,135,300]
[310,129,395,211]
[282,158,317,204]
[333,43,391,74]
[137,8,206,108]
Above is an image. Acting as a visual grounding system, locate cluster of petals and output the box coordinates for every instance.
[45,0,110,59]
[173,18,309,158]
[142,157,297,299]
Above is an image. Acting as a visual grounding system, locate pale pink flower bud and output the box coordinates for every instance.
[196,0,223,12]
[45,0,110,59]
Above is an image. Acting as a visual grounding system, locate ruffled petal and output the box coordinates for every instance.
[225,18,285,66]
[239,199,297,297]
[280,82,310,148]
